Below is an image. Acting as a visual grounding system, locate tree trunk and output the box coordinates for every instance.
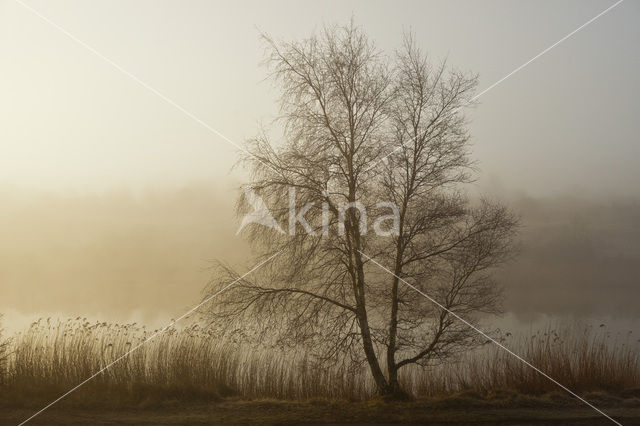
[352,231,390,395]
[356,305,390,394]
[383,365,411,399]
[386,210,406,398]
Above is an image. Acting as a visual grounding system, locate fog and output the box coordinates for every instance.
[502,195,640,320]
[0,183,248,333]
[1,182,638,335]
[1,1,639,335]
[1,1,639,197]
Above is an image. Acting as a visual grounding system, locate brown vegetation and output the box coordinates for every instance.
[0,319,637,406]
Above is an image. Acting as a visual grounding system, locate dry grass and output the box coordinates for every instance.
[409,325,640,398]
[0,315,9,385]
[0,319,638,405]
[1,318,371,404]
[460,326,640,396]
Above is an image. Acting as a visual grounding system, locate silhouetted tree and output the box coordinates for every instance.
[204,22,518,398]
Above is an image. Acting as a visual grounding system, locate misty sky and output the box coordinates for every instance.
[1,0,639,333]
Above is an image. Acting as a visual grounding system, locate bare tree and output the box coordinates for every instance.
[204,22,518,398]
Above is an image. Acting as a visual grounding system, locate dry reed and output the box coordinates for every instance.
[0,319,637,404]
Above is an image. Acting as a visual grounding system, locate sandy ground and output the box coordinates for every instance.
[3,399,640,425]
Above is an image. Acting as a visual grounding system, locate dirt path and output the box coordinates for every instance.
[3,400,640,425]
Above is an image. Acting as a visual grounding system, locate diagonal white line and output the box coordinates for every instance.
[358,250,622,425]
[13,0,278,174]
[10,1,626,425]
[363,0,624,173]
[18,251,282,425]
[470,0,623,102]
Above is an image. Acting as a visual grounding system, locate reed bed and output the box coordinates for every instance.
[1,318,373,402]
[456,326,640,395]
[0,319,637,404]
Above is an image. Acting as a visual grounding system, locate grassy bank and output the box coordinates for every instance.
[4,397,640,425]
